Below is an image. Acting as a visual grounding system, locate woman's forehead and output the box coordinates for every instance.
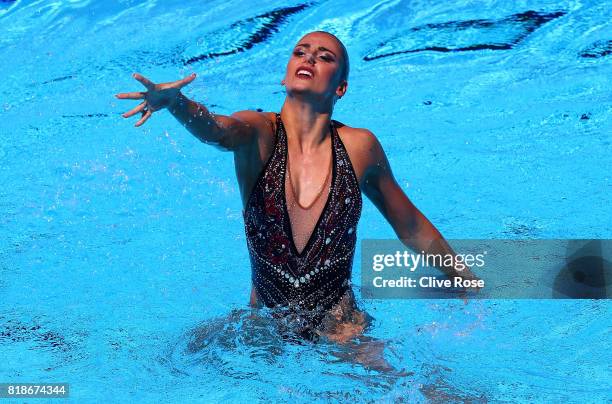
[295,33,342,51]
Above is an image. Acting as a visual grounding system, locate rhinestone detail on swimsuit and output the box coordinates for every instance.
[243,113,362,323]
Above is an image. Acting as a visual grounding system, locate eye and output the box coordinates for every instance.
[293,50,304,56]
[320,54,334,62]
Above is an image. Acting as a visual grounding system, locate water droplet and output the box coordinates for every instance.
[300,277,305,283]
[325,237,331,244]
[348,227,353,234]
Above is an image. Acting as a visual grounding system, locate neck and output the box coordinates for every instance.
[280,96,334,153]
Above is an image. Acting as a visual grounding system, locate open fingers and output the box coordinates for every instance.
[158,72,197,91]
[122,101,147,118]
[115,91,146,100]
[134,109,152,127]
[133,73,156,91]
[177,72,197,89]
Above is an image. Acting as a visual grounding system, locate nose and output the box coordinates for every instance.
[304,52,315,64]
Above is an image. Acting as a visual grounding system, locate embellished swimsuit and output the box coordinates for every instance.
[243,113,362,331]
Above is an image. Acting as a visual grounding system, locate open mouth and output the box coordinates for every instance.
[295,67,314,79]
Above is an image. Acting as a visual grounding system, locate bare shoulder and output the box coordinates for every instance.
[229,110,276,136]
[332,120,385,183]
[334,120,382,151]
[334,120,385,159]
[225,110,277,157]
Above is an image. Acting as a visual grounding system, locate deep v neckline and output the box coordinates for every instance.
[278,114,337,259]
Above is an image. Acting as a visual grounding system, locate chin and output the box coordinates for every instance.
[287,82,322,95]
[286,86,311,95]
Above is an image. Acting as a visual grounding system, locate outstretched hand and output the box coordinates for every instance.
[115,72,197,127]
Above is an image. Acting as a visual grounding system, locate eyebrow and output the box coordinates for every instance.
[295,43,337,57]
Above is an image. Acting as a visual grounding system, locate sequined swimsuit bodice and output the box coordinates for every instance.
[243,113,362,321]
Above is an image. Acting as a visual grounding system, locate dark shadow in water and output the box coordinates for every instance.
[182,4,311,65]
[62,113,110,118]
[32,4,311,86]
[0,0,16,10]
[41,75,75,84]
[580,39,612,59]
[364,10,566,61]
[553,240,611,298]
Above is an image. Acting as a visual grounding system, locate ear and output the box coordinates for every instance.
[281,79,286,85]
[336,80,348,99]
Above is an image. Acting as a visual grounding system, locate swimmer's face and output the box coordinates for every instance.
[282,32,347,102]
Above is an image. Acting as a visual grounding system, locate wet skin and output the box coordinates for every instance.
[116,32,480,353]
[241,110,390,343]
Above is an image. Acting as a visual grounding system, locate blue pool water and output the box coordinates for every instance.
[1,0,611,402]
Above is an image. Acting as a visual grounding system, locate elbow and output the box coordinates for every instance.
[394,218,419,241]
[392,208,424,241]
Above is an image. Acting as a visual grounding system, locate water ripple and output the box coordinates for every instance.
[364,10,566,61]
[580,39,612,58]
[182,3,311,65]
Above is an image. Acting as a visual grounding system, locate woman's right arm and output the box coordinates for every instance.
[116,72,257,152]
[167,92,258,152]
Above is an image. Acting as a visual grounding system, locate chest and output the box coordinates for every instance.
[243,129,362,264]
[237,123,368,209]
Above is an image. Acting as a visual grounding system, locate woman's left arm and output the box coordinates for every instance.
[361,131,478,280]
